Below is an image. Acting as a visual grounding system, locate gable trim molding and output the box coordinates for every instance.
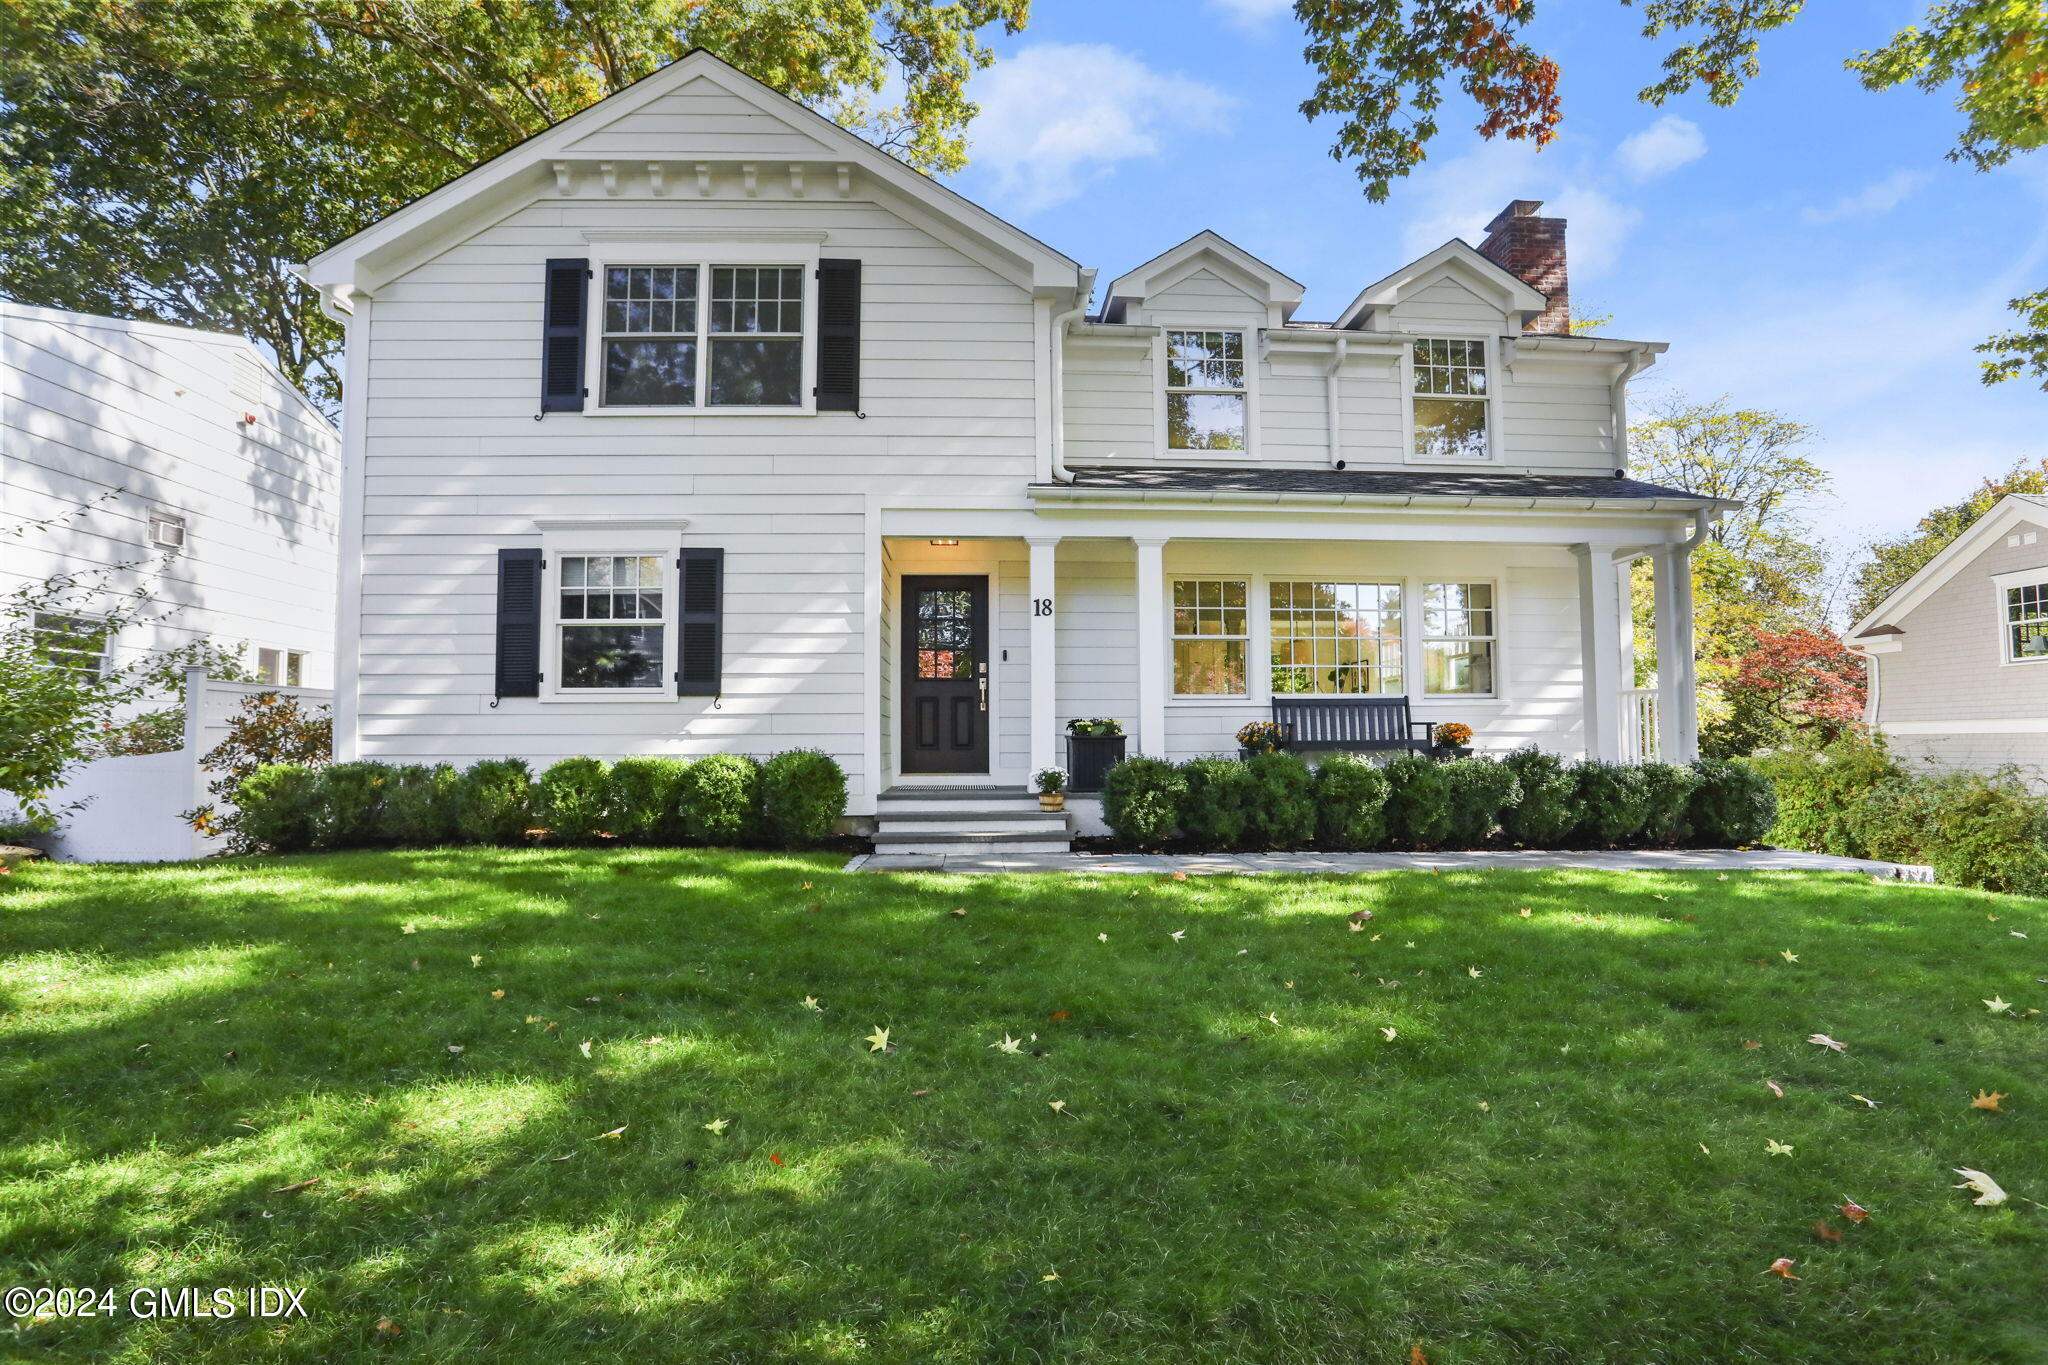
[1849,494,2048,637]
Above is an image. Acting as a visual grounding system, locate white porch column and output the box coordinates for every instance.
[1572,543,1624,760]
[1027,536,1059,790]
[1655,540,1700,761]
[1134,536,1169,759]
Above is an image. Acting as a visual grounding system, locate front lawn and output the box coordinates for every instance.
[1,852,2042,1362]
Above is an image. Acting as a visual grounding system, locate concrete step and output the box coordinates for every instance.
[874,838,1075,856]
[876,821,1068,841]
[874,826,1072,852]
[878,807,1060,825]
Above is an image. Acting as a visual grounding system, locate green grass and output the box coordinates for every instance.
[1,852,2044,1363]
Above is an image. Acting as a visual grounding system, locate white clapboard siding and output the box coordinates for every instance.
[0,302,340,683]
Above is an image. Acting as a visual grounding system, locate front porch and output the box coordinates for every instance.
[866,495,1704,810]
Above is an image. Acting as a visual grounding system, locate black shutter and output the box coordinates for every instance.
[676,547,724,696]
[541,258,589,412]
[815,257,860,411]
[495,548,543,697]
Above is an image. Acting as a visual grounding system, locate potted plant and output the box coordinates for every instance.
[1034,766,1068,812]
[1433,721,1474,760]
[1236,719,1287,760]
[1064,718,1126,793]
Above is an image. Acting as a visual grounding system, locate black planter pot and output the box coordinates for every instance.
[1431,743,1474,761]
[1066,733,1127,792]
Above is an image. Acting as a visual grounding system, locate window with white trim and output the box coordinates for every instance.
[1269,581,1404,695]
[1411,337,1490,461]
[599,264,804,409]
[1172,578,1248,695]
[557,554,668,690]
[1423,582,1496,695]
[33,612,108,676]
[1165,331,1246,452]
[2006,580,2048,661]
[257,648,304,687]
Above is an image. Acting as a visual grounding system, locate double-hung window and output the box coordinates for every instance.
[1269,582,1404,695]
[1411,337,1490,461]
[32,612,108,676]
[1172,578,1248,696]
[1165,331,1246,452]
[2006,580,2048,661]
[1423,581,1496,695]
[257,648,304,687]
[558,554,668,690]
[599,263,805,409]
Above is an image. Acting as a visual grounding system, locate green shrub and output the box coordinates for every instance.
[1440,758,1521,848]
[1315,754,1391,850]
[455,758,533,845]
[608,757,688,844]
[233,763,322,853]
[1636,762,1702,846]
[1177,756,1252,849]
[1497,748,1578,846]
[1243,751,1315,848]
[379,764,462,846]
[1688,758,1776,847]
[678,753,761,845]
[1753,735,1903,858]
[761,749,849,848]
[1101,756,1185,846]
[1383,753,1454,848]
[1571,761,1650,847]
[1916,770,2048,895]
[310,761,392,849]
[537,757,612,843]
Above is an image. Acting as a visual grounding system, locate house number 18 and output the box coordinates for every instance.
[1032,597,1053,617]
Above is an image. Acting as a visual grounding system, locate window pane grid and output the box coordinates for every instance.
[1268,581,1403,695]
[1165,331,1247,452]
[1422,581,1495,695]
[1412,337,1489,460]
[1172,577,1248,694]
[600,261,804,408]
[559,555,666,689]
[2009,583,2048,658]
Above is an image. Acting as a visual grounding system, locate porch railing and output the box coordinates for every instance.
[1620,688,1659,763]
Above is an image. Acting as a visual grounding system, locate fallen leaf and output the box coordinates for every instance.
[578,1040,593,1058]
[1517,908,1532,918]
[1766,1080,1785,1098]
[1048,1099,1068,1115]
[1972,1090,2007,1112]
[865,1026,892,1052]
[768,1153,785,1167]
[910,1089,931,1097]
[1169,930,1185,942]
[950,907,966,918]
[1478,1100,1490,1112]
[1984,996,2012,1014]
[1380,1027,1397,1041]
[490,989,505,1000]
[1781,950,1799,963]
[1742,1040,1762,1050]
[1049,1009,1070,1021]
[1171,870,1188,882]
[1346,919,1364,933]
[401,923,416,935]
[1349,908,1374,925]
[1808,1033,1847,1052]
[1811,1221,1843,1243]
[1096,932,1108,942]
[1261,1012,1281,1025]
[1765,1139,1794,1156]
[2013,931,2030,939]
[1411,1345,1430,1365]
[469,954,482,967]
[991,1034,1024,1054]
[446,1044,464,1055]
[1954,1167,2008,1206]
[1766,1258,1800,1280]
[271,1178,320,1194]
[1467,966,1483,979]
[1850,1094,1879,1109]
[703,1118,729,1135]
[1699,1143,1711,1155]
[1041,1270,1061,1281]
[1838,1198,1870,1224]
[593,1126,627,1140]
[376,1317,402,1335]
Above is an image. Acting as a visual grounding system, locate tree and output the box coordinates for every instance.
[0,1,1029,409]
[1847,457,2048,624]
[1708,627,1867,757]
[1292,1,2048,387]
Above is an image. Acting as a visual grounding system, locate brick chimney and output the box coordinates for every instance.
[1477,199,1569,335]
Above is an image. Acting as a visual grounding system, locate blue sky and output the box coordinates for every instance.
[942,0,2048,544]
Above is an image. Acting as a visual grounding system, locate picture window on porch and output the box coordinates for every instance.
[1269,581,1404,695]
[1411,337,1489,461]
[2005,580,2048,661]
[558,554,666,689]
[1172,578,1248,696]
[1423,581,1496,695]
[915,588,977,679]
[1165,331,1246,452]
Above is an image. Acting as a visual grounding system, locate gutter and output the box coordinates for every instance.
[1048,267,1097,483]
[1025,484,1734,515]
[1609,343,1657,469]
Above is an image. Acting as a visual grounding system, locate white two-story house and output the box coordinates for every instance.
[300,49,1722,847]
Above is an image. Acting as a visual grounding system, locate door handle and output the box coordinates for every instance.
[978,676,988,712]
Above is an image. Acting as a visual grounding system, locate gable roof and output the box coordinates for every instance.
[1333,238,1548,330]
[1099,230,1305,323]
[300,48,1080,305]
[1848,493,2048,639]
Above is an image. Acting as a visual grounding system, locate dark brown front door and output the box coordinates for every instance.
[901,575,989,774]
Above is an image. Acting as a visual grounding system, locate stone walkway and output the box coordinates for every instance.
[848,847,1937,879]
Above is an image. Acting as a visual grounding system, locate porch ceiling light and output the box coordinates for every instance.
[929,538,960,547]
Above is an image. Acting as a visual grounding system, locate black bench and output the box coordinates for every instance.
[1271,695,1433,755]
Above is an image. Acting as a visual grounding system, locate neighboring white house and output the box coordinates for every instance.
[299,49,1725,848]
[1,301,341,687]
[1848,492,2048,788]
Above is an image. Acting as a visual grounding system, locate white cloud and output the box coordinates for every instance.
[1800,170,1930,225]
[966,44,1235,215]
[1208,0,1293,29]
[1614,116,1707,182]
[1395,138,1641,280]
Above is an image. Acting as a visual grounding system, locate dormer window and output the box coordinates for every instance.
[1410,337,1490,462]
[1164,331,1246,453]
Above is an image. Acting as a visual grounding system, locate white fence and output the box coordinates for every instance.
[20,668,332,863]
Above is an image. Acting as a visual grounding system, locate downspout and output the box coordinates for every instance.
[1324,335,1349,468]
[1610,344,1654,472]
[1048,268,1097,484]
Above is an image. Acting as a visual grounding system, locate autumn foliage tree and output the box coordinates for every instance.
[1709,628,1866,758]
